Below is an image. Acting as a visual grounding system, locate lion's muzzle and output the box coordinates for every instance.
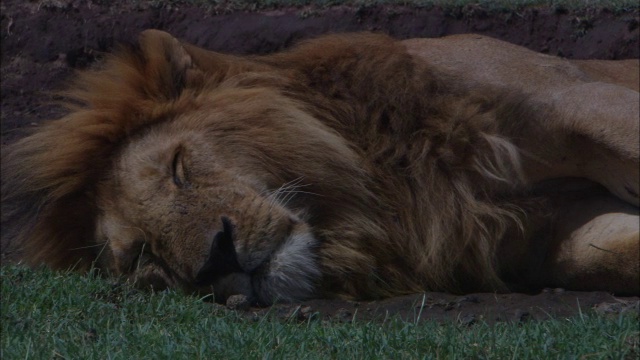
[194,216,321,305]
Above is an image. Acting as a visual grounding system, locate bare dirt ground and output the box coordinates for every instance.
[1,0,638,322]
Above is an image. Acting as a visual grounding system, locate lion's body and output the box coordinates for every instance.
[2,31,638,304]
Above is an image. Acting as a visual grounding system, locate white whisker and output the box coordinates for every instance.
[265,176,324,211]
[70,242,109,251]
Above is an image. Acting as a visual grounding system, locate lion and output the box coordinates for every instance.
[1,31,638,305]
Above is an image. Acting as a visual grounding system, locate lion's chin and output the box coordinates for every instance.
[212,229,321,306]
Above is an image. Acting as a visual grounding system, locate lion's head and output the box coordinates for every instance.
[92,87,374,303]
[4,31,421,305]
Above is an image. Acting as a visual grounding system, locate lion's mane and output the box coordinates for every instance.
[2,32,534,298]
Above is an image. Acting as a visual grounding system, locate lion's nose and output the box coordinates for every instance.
[195,216,242,285]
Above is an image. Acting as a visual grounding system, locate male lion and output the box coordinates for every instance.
[2,31,638,305]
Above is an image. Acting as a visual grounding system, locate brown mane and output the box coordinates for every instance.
[256,34,531,294]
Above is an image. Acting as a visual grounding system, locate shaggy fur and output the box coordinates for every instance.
[2,31,637,303]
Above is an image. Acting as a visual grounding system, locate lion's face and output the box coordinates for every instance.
[95,91,324,305]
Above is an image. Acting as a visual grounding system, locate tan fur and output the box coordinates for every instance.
[2,31,638,303]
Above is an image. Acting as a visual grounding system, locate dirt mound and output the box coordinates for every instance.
[1,1,638,322]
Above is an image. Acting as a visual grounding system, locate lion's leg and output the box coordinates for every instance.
[517,83,640,207]
[540,189,639,294]
[403,37,639,206]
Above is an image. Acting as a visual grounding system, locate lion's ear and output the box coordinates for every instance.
[135,30,255,99]
[135,29,199,99]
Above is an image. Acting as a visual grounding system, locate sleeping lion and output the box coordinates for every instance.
[1,31,638,305]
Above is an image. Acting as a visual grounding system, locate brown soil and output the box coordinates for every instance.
[247,290,639,324]
[1,0,638,322]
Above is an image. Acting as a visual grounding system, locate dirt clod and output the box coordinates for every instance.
[289,305,317,322]
[458,313,477,326]
[226,294,250,311]
[514,309,531,323]
[335,308,353,322]
[593,300,640,316]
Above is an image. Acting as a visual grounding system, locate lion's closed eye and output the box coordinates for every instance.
[172,147,188,188]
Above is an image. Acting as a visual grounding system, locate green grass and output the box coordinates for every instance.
[2,265,638,359]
